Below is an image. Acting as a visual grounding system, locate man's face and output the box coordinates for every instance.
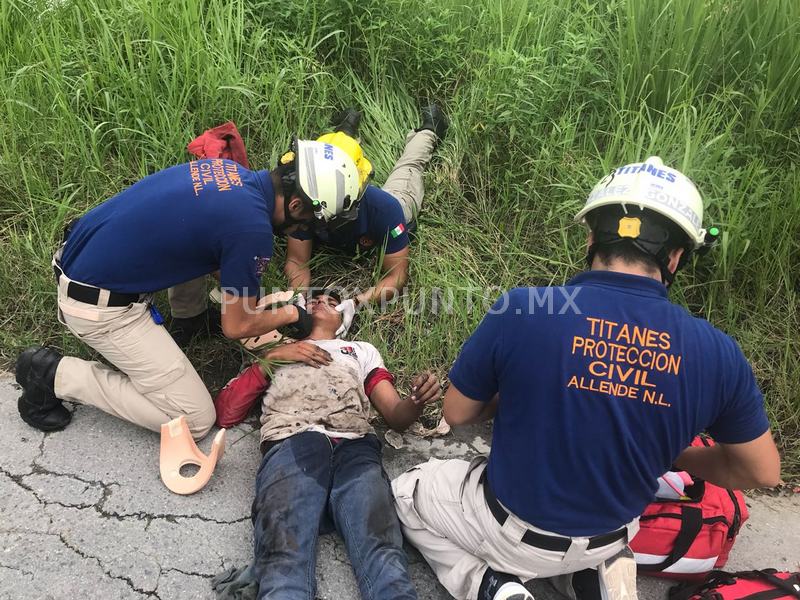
[307,294,343,328]
[277,195,316,236]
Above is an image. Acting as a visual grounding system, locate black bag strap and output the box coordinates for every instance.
[741,589,796,600]
[669,570,736,600]
[640,505,703,573]
[734,570,800,599]
[670,570,800,600]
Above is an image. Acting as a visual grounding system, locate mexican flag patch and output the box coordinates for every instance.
[390,223,406,238]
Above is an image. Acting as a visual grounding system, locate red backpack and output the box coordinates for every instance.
[669,569,800,600]
[630,436,748,580]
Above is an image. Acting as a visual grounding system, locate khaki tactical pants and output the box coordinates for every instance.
[391,458,639,600]
[166,129,438,320]
[168,276,208,319]
[54,256,216,439]
[382,128,438,224]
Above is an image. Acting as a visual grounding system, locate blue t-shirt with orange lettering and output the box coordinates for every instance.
[289,184,409,255]
[61,159,274,295]
[448,270,769,536]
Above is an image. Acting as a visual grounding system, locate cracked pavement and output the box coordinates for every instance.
[1,376,798,600]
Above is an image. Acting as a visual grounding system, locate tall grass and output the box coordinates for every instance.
[2,0,798,474]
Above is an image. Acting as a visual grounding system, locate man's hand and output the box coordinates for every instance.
[351,247,411,309]
[220,291,300,340]
[369,370,441,432]
[335,299,358,337]
[292,291,306,310]
[264,341,332,368]
[409,372,440,406]
[281,305,313,339]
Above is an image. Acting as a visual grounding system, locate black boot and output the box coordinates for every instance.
[16,346,71,432]
[330,107,362,138]
[169,307,223,347]
[418,104,449,140]
[478,567,532,600]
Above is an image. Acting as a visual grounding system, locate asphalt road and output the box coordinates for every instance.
[1,376,797,599]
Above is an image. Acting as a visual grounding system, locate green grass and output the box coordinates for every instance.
[1,0,799,475]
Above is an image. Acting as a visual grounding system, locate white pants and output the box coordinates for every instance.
[392,457,639,600]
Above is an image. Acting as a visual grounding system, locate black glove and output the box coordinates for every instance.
[281,305,313,339]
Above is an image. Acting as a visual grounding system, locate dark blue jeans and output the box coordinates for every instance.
[251,431,417,600]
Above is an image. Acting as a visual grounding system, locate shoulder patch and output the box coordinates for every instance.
[254,256,270,277]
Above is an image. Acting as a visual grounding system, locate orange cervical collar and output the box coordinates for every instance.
[159,416,226,495]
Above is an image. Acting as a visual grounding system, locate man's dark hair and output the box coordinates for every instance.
[307,287,342,303]
[274,160,298,200]
[586,205,692,274]
[273,159,294,179]
[593,239,663,272]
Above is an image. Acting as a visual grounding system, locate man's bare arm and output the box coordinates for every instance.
[370,372,440,432]
[673,430,781,489]
[220,292,300,339]
[355,247,409,307]
[442,385,498,426]
[284,237,313,291]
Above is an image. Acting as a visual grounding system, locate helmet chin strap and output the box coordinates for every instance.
[585,209,696,288]
[275,181,315,236]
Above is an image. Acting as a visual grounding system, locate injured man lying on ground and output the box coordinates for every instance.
[210,289,440,600]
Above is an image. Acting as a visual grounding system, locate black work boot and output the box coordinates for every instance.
[418,104,449,140]
[478,568,532,600]
[169,306,223,347]
[330,107,362,138]
[15,346,71,432]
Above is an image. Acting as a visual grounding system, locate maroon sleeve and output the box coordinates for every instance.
[364,367,395,397]
[214,363,269,428]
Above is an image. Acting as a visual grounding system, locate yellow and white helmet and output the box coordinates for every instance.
[293,140,361,223]
[315,130,373,195]
[575,156,706,248]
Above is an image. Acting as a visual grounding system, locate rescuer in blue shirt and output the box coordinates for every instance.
[14,142,361,438]
[284,105,448,337]
[392,157,781,600]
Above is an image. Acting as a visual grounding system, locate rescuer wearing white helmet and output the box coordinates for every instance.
[284,105,449,337]
[279,138,363,229]
[574,156,708,286]
[392,156,780,600]
[167,139,364,346]
[14,144,359,439]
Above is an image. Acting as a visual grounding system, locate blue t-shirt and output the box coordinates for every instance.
[290,184,409,255]
[448,270,769,536]
[61,159,274,295]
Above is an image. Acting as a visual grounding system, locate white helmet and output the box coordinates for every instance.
[575,156,706,248]
[295,140,361,223]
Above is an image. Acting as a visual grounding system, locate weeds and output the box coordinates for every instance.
[2,0,799,474]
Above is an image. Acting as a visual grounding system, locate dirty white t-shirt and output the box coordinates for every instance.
[259,339,386,443]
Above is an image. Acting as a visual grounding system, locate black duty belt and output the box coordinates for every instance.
[54,263,141,307]
[480,471,627,552]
